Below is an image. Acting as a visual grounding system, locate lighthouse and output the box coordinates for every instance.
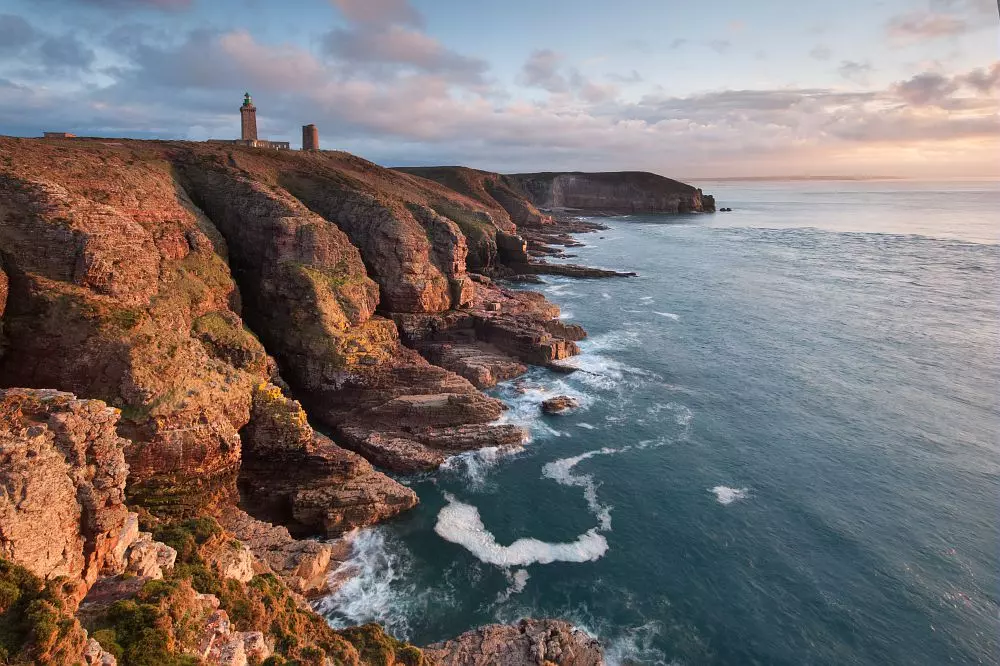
[240,92,257,141]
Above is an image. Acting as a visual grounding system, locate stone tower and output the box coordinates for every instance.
[302,124,319,151]
[240,92,257,141]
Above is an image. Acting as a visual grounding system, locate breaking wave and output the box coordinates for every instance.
[315,528,430,639]
[710,486,750,505]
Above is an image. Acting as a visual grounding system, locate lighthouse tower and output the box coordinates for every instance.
[240,92,257,141]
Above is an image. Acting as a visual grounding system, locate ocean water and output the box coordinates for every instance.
[317,181,1000,665]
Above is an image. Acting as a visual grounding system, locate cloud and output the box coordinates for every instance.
[809,45,832,61]
[838,60,873,84]
[521,49,569,93]
[893,63,1000,105]
[329,0,422,27]
[322,0,484,85]
[607,69,643,84]
[708,39,731,54]
[0,14,38,53]
[34,0,192,9]
[668,38,687,50]
[323,25,487,83]
[519,50,619,103]
[961,62,1000,94]
[886,12,969,43]
[39,34,96,71]
[893,72,960,105]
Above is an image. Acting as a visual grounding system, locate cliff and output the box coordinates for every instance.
[507,171,715,214]
[0,136,604,665]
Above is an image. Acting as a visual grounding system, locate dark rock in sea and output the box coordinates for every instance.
[542,396,580,414]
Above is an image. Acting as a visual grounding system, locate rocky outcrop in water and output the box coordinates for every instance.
[424,619,605,665]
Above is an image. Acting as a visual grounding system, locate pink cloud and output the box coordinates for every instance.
[329,0,422,26]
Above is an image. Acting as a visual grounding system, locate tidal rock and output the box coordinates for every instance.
[424,619,604,666]
[419,341,528,389]
[541,396,579,415]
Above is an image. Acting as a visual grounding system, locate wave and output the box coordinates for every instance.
[439,446,511,490]
[434,493,609,566]
[654,311,680,320]
[315,528,429,639]
[604,621,672,666]
[710,486,750,505]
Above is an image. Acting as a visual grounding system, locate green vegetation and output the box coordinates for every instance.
[339,625,424,666]
[0,559,84,666]
[428,201,494,246]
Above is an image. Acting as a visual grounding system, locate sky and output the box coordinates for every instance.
[0,0,997,178]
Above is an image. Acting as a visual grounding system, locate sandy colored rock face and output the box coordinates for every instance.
[0,388,131,593]
[424,619,605,666]
[216,506,340,597]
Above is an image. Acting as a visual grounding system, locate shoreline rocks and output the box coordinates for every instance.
[541,396,580,415]
[424,619,605,666]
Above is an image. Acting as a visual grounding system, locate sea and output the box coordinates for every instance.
[316,180,1000,665]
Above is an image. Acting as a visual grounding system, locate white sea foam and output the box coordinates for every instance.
[710,486,750,505]
[440,446,510,489]
[654,311,681,320]
[316,528,424,638]
[542,449,617,530]
[496,568,531,602]
[577,422,596,430]
[559,310,575,320]
[493,376,591,439]
[604,622,670,666]
[434,493,609,566]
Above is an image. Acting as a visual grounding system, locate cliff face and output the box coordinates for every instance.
[508,171,714,214]
[0,136,602,665]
